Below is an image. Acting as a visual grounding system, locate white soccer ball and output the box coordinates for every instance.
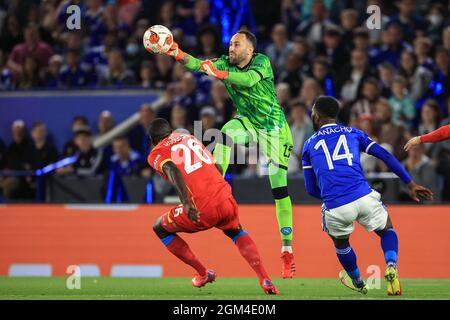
[143,25,173,54]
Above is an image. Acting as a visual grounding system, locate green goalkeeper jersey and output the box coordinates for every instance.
[184,53,287,130]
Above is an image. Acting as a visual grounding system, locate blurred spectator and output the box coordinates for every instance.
[418,99,442,156]
[277,52,304,96]
[276,82,291,114]
[316,25,349,75]
[298,77,323,110]
[388,75,415,126]
[424,3,446,44]
[177,0,213,49]
[376,22,411,68]
[340,9,359,51]
[43,54,63,88]
[82,30,119,80]
[296,0,332,46]
[389,0,426,42]
[29,121,58,170]
[109,136,144,177]
[157,0,179,31]
[280,0,302,36]
[373,99,407,161]
[196,25,223,59]
[63,115,89,157]
[339,49,373,103]
[378,62,395,98]
[398,49,432,102]
[153,54,174,89]
[443,26,450,51]
[0,15,23,54]
[400,142,440,202]
[128,103,156,157]
[1,120,33,200]
[175,72,208,122]
[209,80,233,127]
[64,32,84,54]
[414,37,434,71]
[0,49,14,90]
[60,50,88,88]
[171,103,192,133]
[17,55,41,90]
[99,49,136,87]
[200,105,217,128]
[311,57,336,97]
[265,23,294,74]
[84,0,106,47]
[349,78,381,125]
[7,24,53,79]
[97,110,115,136]
[288,100,313,175]
[430,47,450,110]
[57,126,105,176]
[352,27,379,66]
[139,60,155,89]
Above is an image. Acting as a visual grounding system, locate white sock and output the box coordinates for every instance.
[281,246,293,253]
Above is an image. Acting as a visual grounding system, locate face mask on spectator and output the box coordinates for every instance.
[429,14,443,26]
[126,43,139,56]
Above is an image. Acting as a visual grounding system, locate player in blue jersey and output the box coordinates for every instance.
[302,96,433,295]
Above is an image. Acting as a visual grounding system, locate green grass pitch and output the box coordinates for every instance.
[1,277,449,300]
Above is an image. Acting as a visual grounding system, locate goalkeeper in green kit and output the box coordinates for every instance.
[160,30,295,278]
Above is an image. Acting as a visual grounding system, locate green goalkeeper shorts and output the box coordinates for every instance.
[221,115,294,170]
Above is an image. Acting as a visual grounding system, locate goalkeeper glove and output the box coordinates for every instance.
[164,42,186,61]
[200,60,229,80]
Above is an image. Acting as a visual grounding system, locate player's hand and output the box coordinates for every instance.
[404,136,422,152]
[200,60,229,80]
[185,203,200,223]
[407,181,433,202]
[164,41,186,61]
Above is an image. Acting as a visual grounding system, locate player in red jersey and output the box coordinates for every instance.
[404,124,450,151]
[147,118,279,295]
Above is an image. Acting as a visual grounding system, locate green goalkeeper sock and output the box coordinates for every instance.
[269,166,293,247]
[275,196,293,245]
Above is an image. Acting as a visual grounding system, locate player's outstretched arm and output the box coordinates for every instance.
[162,161,200,223]
[200,60,262,86]
[367,143,433,202]
[163,42,203,72]
[404,124,450,151]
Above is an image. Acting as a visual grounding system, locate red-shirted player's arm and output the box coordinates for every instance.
[162,161,200,223]
[420,124,450,143]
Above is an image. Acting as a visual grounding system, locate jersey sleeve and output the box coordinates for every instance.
[301,140,312,169]
[147,148,172,177]
[356,129,376,153]
[249,54,273,80]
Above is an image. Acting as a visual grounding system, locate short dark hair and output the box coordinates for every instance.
[147,118,173,144]
[31,121,45,130]
[236,30,257,49]
[312,96,340,119]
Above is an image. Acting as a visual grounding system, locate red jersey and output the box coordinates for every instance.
[147,133,232,210]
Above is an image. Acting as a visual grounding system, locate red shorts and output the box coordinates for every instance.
[160,197,240,233]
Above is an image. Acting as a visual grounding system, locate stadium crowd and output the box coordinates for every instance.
[0,0,450,202]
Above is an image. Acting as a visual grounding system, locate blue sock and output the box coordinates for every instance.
[336,245,363,287]
[381,228,398,267]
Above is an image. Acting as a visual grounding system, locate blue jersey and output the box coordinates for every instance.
[302,123,376,209]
